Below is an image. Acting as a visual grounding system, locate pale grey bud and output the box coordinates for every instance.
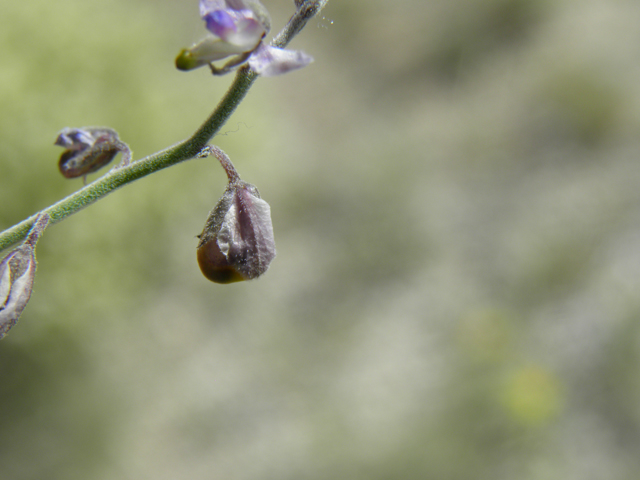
[0,213,50,339]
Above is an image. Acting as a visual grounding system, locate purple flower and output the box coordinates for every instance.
[176,0,312,76]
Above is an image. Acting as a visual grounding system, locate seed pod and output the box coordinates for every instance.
[55,127,131,180]
[197,146,276,283]
[0,213,50,339]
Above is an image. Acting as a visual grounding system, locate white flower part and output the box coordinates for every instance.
[189,36,252,63]
[223,17,265,50]
[55,127,96,149]
[248,43,314,77]
[217,202,239,258]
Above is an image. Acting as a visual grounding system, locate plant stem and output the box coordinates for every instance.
[0,0,328,252]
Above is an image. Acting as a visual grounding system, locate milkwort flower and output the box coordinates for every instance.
[0,213,50,339]
[176,0,313,76]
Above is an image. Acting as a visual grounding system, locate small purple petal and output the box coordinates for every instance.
[200,0,266,48]
[248,44,313,77]
[204,10,237,38]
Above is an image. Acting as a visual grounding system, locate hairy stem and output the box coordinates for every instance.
[0,0,328,252]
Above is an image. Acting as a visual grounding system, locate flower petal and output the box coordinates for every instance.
[54,127,94,150]
[202,10,265,49]
[204,9,237,38]
[248,43,313,77]
[176,36,250,71]
[225,17,265,49]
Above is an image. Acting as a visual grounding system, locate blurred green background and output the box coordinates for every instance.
[2,0,640,478]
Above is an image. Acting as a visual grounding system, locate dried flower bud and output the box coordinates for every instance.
[0,213,50,339]
[55,127,131,180]
[197,146,276,283]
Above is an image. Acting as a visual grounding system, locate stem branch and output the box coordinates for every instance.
[0,0,327,252]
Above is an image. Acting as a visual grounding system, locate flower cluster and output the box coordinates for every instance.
[176,0,313,76]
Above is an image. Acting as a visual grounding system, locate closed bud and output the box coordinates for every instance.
[55,127,131,180]
[196,146,276,283]
[0,213,50,339]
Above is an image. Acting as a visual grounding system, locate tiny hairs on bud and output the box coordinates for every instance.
[197,146,276,284]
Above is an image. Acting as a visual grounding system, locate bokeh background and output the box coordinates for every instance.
[2,0,640,478]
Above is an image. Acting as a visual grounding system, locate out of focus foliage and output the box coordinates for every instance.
[2,0,640,479]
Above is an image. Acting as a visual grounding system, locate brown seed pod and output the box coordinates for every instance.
[197,146,276,284]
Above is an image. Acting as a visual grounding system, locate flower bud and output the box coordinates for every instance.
[197,146,276,283]
[55,127,131,180]
[0,213,50,339]
[248,42,313,77]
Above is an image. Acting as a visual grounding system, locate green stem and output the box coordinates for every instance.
[0,0,328,252]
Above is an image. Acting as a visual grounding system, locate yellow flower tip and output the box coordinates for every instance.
[175,49,203,71]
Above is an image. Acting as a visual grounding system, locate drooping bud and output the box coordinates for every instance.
[196,146,276,283]
[0,213,50,339]
[55,127,131,180]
